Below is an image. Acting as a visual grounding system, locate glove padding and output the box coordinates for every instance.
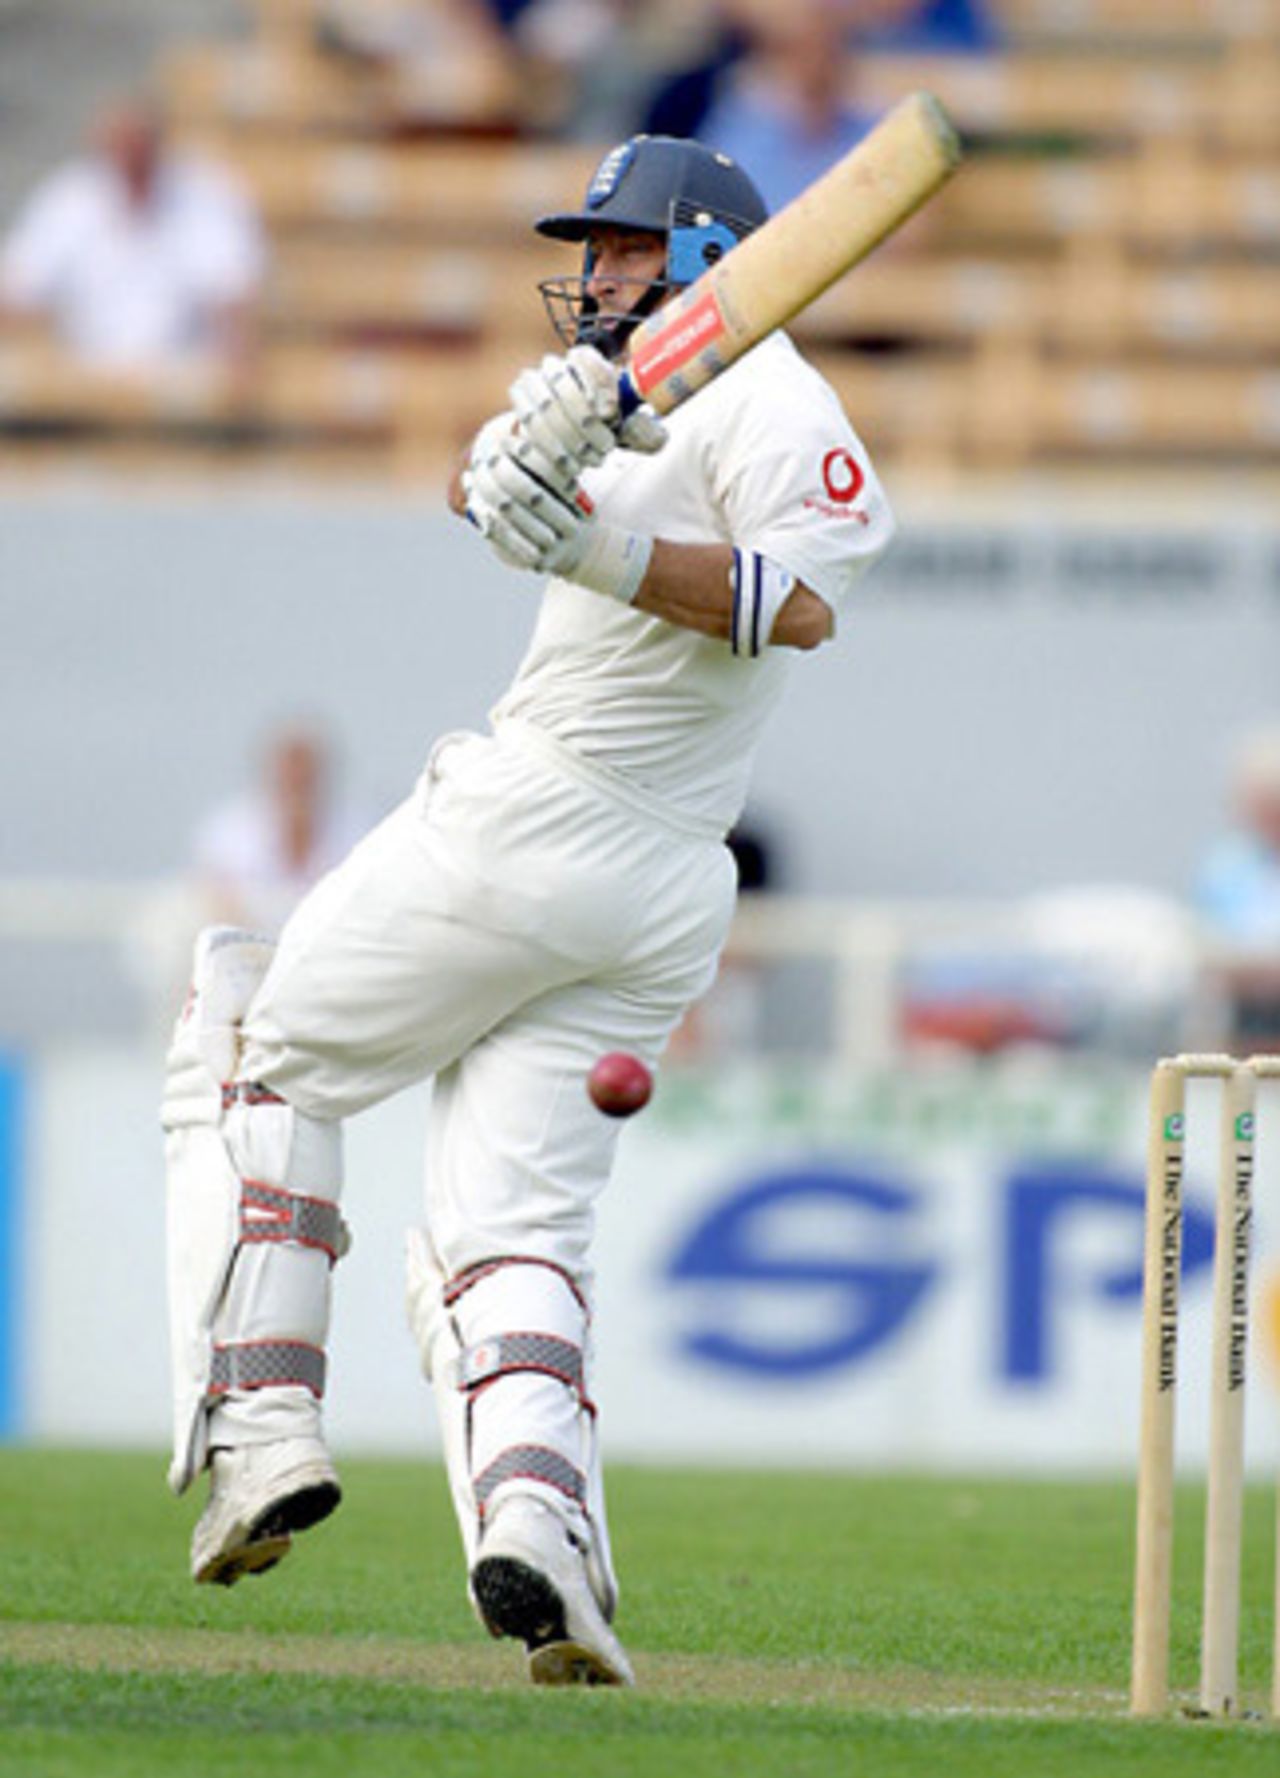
[509,346,667,480]
[466,438,594,575]
[467,408,576,502]
[465,426,651,601]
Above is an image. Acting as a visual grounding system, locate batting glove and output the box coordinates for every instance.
[469,409,577,500]
[508,346,668,480]
[465,432,652,602]
[459,409,573,568]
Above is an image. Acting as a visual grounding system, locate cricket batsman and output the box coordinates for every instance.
[161,134,895,1687]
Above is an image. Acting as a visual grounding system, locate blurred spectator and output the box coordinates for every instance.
[125,724,369,1039]
[510,0,722,139]
[316,0,523,128]
[1017,886,1198,1057]
[700,2,876,214]
[191,723,369,939]
[318,0,738,141]
[1196,726,1280,949]
[319,0,509,61]
[852,0,1002,53]
[643,4,750,140]
[467,0,726,141]
[900,887,1199,1060]
[644,0,999,142]
[488,0,652,137]
[0,97,265,375]
[1194,726,1280,1051]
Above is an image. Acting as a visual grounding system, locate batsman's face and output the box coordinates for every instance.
[585,227,668,313]
[539,224,670,355]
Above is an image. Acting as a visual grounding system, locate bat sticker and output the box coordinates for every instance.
[630,289,729,398]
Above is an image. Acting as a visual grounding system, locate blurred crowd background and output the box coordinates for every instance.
[5,0,1280,1476]
[3,0,1280,1068]
[3,0,1278,481]
[0,0,1272,480]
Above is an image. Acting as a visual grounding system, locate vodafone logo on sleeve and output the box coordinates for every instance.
[804,446,869,521]
[823,448,864,502]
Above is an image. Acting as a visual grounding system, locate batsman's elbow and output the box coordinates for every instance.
[777,586,835,651]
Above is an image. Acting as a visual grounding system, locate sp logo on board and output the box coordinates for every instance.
[663,1163,1218,1385]
[665,1167,936,1376]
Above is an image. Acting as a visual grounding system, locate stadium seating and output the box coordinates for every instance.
[999,0,1279,51]
[3,0,1279,480]
[162,36,524,138]
[855,49,1280,151]
[179,137,600,233]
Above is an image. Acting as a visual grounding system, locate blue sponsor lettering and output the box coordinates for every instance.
[666,1167,937,1377]
[666,1159,1218,1389]
[1000,1169,1214,1383]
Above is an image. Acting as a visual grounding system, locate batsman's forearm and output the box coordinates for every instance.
[634,540,831,651]
[631,541,733,638]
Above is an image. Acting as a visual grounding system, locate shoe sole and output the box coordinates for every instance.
[197,1530,293,1587]
[195,1479,342,1588]
[471,1555,625,1686]
[529,1640,623,1686]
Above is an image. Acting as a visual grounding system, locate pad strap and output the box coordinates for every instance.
[473,1443,587,1517]
[222,1081,286,1110]
[459,1332,593,1410]
[209,1339,327,1399]
[444,1256,589,1318]
[240,1180,346,1265]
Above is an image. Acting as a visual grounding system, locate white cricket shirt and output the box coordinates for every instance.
[491,330,895,833]
[0,155,264,368]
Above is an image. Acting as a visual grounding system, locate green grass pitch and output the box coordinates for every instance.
[1,1450,1276,1775]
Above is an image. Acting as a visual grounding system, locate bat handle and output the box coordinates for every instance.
[616,368,641,419]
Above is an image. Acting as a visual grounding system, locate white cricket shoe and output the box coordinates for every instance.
[470,1495,636,1687]
[191,1437,341,1586]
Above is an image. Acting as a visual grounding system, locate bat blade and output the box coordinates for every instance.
[620,92,962,416]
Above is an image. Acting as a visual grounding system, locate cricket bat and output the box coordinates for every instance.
[617,92,962,417]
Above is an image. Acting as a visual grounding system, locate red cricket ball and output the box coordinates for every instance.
[587,1051,653,1118]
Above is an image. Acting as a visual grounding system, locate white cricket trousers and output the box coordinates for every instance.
[237,720,737,1280]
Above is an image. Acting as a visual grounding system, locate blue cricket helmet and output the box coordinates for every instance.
[535,135,767,355]
[536,134,768,287]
